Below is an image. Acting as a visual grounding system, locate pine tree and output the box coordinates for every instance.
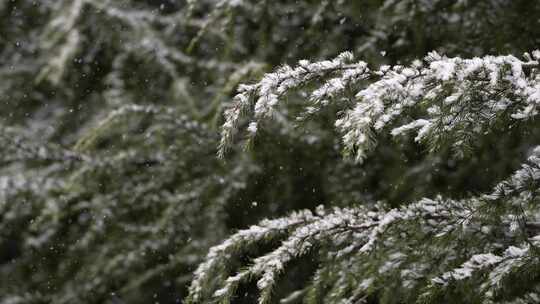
[2,1,540,303]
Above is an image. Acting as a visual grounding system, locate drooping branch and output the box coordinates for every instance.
[220,51,540,162]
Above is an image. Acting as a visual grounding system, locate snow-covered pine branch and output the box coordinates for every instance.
[218,51,366,157]
[189,145,540,303]
[220,51,540,162]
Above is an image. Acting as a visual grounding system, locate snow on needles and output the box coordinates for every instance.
[220,51,540,162]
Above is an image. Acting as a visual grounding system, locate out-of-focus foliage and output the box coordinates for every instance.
[1,0,540,303]
[0,106,241,303]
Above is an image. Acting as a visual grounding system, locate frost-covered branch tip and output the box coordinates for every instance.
[218,51,365,157]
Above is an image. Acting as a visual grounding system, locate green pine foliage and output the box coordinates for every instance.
[2,1,540,303]
[197,50,540,304]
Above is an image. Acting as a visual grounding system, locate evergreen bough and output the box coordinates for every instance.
[189,51,540,303]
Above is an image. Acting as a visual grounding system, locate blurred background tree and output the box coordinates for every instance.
[1,0,540,303]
